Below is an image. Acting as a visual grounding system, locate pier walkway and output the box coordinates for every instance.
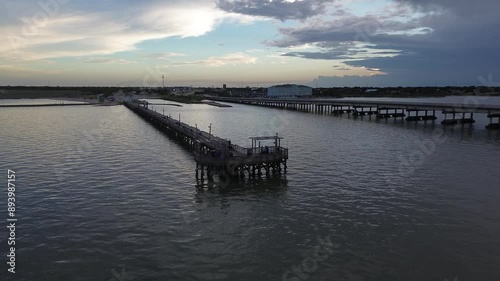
[208,97,500,129]
[124,101,288,179]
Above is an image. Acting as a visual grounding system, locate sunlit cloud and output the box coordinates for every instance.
[0,1,262,62]
[83,58,131,64]
[174,52,257,67]
[1,0,499,86]
[140,52,187,61]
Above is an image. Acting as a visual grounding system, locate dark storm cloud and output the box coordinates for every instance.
[216,0,334,21]
[311,42,500,86]
[269,14,424,49]
[283,50,351,60]
[394,0,499,16]
[270,0,500,85]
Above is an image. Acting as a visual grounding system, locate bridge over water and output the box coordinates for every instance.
[209,97,500,129]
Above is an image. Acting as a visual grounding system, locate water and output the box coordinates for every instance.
[1,97,500,281]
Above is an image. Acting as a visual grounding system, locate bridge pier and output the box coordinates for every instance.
[406,109,437,122]
[441,111,475,125]
[377,107,406,119]
[332,105,353,115]
[353,106,378,117]
[486,113,500,129]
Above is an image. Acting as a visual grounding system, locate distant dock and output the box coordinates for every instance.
[124,101,288,180]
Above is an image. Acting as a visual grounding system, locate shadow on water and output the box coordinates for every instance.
[486,129,500,142]
[440,123,500,144]
[194,173,289,195]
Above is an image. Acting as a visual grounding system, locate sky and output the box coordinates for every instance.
[1,0,499,87]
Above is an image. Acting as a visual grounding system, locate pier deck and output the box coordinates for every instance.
[124,101,288,179]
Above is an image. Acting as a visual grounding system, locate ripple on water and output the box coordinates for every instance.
[1,102,500,280]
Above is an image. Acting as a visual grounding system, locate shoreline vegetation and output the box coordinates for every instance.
[1,86,499,101]
[159,93,204,104]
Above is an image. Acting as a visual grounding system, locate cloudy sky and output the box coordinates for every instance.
[1,0,499,87]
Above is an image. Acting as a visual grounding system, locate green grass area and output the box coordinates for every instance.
[0,86,164,100]
[160,93,204,104]
[0,86,125,99]
[0,88,85,99]
[2,86,498,100]
[313,86,500,98]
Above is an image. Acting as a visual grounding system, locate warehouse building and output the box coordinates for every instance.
[267,84,313,97]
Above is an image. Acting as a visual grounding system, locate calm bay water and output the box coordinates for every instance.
[1,96,500,280]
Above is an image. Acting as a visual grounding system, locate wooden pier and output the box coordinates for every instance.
[124,101,288,180]
[209,97,500,129]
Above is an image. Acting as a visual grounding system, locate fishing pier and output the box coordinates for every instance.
[209,97,500,129]
[124,101,288,180]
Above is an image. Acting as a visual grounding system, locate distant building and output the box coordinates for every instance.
[365,89,378,93]
[267,84,313,97]
[97,94,105,103]
[223,84,227,89]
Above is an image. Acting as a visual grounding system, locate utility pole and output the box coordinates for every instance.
[162,75,165,88]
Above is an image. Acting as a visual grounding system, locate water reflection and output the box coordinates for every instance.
[195,173,288,192]
[486,129,500,140]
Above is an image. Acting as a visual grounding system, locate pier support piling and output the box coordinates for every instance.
[486,113,500,129]
[442,111,475,125]
[406,109,437,122]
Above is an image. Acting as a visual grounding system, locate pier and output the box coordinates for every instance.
[124,101,288,180]
[209,97,500,129]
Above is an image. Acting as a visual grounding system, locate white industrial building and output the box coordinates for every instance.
[267,84,313,97]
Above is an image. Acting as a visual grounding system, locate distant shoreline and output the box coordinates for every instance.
[1,86,499,100]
